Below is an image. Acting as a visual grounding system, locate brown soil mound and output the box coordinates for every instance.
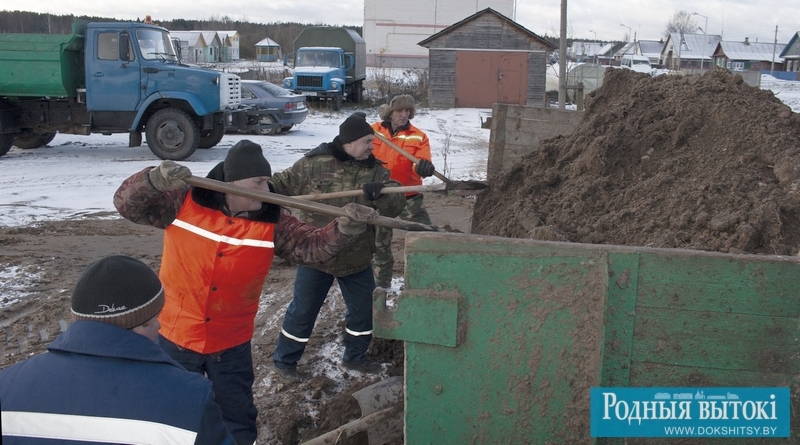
[472,67,800,255]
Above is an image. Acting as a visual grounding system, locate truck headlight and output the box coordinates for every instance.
[331,81,339,89]
[283,79,291,88]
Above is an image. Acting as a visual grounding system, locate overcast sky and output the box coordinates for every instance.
[4,0,798,44]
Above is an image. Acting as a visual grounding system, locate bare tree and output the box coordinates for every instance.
[664,10,698,38]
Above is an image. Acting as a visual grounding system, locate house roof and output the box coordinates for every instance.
[417,7,556,50]
[779,32,800,58]
[569,41,604,57]
[201,32,223,46]
[664,32,722,60]
[638,40,665,58]
[255,37,280,47]
[613,41,637,57]
[719,40,785,63]
[169,31,207,48]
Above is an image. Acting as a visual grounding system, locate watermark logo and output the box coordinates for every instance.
[590,387,789,437]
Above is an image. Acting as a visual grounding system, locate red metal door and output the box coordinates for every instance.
[454,51,528,108]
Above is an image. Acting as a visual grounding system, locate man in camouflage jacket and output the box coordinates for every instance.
[271,113,406,383]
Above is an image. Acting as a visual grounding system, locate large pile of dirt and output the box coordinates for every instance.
[472,67,800,255]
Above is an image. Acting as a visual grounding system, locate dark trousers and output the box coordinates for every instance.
[273,265,375,369]
[159,336,256,445]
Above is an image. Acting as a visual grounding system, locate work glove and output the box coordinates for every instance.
[414,159,435,178]
[351,111,367,119]
[148,160,192,192]
[336,203,378,236]
[362,182,385,201]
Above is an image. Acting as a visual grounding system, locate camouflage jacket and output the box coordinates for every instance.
[270,137,406,276]
[113,165,359,267]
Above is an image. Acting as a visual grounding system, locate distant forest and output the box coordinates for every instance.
[0,10,362,60]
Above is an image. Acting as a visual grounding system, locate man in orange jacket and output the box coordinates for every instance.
[113,140,375,445]
[370,94,436,288]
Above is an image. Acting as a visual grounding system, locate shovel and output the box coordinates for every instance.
[300,376,404,445]
[184,176,441,232]
[294,184,446,201]
[372,130,487,192]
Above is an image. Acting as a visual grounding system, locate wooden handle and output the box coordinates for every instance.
[295,184,445,201]
[184,176,440,232]
[372,131,451,184]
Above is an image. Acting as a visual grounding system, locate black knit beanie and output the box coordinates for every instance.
[71,256,165,330]
[223,140,272,182]
[339,113,374,144]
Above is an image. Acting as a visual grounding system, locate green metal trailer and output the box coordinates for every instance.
[374,233,800,443]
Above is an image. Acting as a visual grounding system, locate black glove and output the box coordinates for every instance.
[362,182,384,200]
[351,111,367,119]
[415,159,435,178]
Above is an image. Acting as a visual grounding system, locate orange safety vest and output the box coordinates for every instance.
[371,122,432,196]
[158,194,275,354]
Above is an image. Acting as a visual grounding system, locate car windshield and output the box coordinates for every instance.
[136,28,178,62]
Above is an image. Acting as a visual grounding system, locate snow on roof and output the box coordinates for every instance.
[668,33,721,59]
[168,31,207,47]
[720,41,786,63]
[255,37,280,47]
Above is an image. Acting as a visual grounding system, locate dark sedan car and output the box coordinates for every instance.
[239,80,308,135]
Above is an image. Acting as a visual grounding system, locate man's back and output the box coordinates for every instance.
[0,321,234,445]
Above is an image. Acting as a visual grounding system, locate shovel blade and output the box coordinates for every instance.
[352,376,404,445]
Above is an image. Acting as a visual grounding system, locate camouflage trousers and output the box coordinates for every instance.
[372,194,431,287]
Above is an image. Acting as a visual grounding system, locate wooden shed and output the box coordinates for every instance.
[418,8,556,108]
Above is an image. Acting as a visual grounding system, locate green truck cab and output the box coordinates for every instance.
[0,21,245,160]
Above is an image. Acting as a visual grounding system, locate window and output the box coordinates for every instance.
[98,32,119,60]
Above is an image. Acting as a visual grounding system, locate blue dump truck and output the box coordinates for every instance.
[283,26,366,111]
[0,21,260,160]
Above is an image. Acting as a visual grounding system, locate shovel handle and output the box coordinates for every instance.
[295,184,445,201]
[372,131,451,184]
[184,176,440,232]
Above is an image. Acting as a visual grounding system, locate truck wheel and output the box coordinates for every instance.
[198,122,225,149]
[0,104,13,156]
[332,95,343,111]
[13,132,47,149]
[41,132,57,145]
[348,82,363,103]
[145,108,199,161]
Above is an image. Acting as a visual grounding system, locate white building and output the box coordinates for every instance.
[364,0,514,68]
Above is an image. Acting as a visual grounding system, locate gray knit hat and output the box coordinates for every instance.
[223,140,272,182]
[71,256,164,329]
[379,94,416,121]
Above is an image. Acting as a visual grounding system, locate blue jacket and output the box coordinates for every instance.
[0,320,235,445]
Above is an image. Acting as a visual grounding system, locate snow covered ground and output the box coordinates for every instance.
[0,74,798,228]
[0,107,490,227]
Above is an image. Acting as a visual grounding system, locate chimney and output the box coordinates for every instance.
[744,37,750,45]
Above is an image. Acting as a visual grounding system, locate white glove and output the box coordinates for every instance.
[148,161,191,192]
[336,203,378,235]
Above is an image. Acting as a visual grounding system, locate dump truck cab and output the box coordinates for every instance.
[0,20,243,160]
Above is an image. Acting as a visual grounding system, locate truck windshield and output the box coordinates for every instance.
[296,51,338,68]
[136,29,178,62]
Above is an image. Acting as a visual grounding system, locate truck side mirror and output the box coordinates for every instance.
[344,54,354,70]
[120,33,132,61]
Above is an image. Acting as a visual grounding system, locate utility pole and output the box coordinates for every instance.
[589,30,597,64]
[771,25,778,76]
[558,0,567,110]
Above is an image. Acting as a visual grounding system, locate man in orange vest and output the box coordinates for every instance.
[370,94,436,288]
[113,140,375,445]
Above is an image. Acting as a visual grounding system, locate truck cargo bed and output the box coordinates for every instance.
[0,33,84,97]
